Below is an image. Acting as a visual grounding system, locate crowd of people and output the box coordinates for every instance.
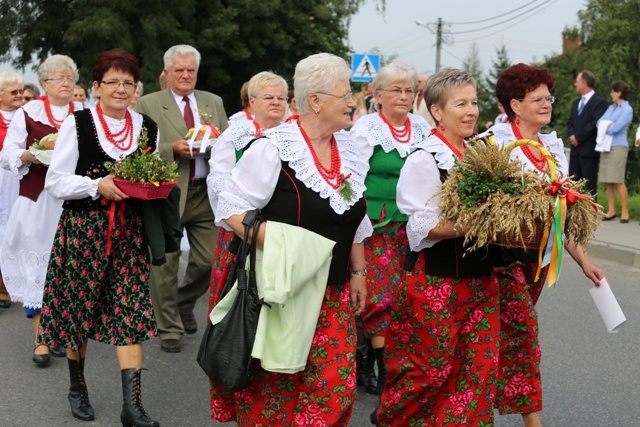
[0,43,632,427]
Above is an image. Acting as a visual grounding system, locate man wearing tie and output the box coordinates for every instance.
[567,70,608,196]
[136,45,228,352]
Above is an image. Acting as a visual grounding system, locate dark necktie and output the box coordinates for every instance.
[183,96,195,180]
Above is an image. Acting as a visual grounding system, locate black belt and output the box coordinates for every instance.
[189,178,207,187]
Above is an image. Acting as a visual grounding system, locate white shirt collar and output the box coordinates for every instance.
[582,89,595,103]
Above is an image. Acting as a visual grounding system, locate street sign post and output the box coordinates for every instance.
[351,53,380,83]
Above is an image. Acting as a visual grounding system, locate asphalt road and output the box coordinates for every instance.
[1,254,639,427]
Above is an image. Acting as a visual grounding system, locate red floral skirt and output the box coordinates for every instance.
[377,251,500,426]
[494,262,550,415]
[210,284,357,426]
[208,228,236,311]
[360,223,408,336]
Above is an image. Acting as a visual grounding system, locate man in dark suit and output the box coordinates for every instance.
[135,45,228,352]
[567,70,608,196]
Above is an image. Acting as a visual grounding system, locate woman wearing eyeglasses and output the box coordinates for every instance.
[22,82,40,105]
[39,49,160,426]
[207,71,287,307]
[0,71,25,309]
[490,63,604,427]
[349,62,432,396]
[0,55,82,365]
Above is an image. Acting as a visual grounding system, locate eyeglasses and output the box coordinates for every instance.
[317,91,354,101]
[2,89,24,96]
[45,77,76,85]
[253,95,286,103]
[378,88,416,97]
[101,80,137,90]
[518,95,555,105]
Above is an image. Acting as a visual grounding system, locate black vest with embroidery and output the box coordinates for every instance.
[63,109,158,210]
[418,148,493,278]
[260,160,367,286]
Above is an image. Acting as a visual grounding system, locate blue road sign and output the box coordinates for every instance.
[351,54,380,82]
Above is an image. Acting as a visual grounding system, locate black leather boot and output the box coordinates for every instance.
[374,347,386,395]
[120,368,159,427]
[364,341,379,394]
[68,358,95,421]
[370,405,379,425]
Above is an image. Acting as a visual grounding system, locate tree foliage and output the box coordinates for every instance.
[0,0,363,112]
[481,44,511,129]
[542,0,640,141]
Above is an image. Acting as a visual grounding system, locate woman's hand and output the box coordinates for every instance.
[20,149,41,165]
[349,274,367,315]
[565,237,604,286]
[97,174,129,201]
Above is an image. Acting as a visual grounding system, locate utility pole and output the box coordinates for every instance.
[415,18,445,72]
[435,17,443,72]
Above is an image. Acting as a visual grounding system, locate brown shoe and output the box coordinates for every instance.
[160,339,181,353]
[180,312,198,335]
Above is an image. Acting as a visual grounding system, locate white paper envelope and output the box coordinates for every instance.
[589,278,626,333]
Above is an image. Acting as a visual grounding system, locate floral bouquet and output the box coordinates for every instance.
[104,127,179,200]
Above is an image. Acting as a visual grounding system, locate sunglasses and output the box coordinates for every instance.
[2,89,24,96]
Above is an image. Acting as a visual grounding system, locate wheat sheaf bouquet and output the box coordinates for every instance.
[439,132,601,255]
[104,127,179,200]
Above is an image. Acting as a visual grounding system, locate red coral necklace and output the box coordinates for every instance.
[379,112,411,143]
[511,122,547,172]
[297,119,343,189]
[0,113,10,130]
[96,103,134,150]
[43,97,74,130]
[432,128,465,159]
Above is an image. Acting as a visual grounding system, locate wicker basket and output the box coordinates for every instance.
[113,178,177,200]
[493,218,550,250]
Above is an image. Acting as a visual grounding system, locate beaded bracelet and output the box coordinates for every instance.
[350,268,368,277]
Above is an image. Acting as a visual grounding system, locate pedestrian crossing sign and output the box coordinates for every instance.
[351,53,379,82]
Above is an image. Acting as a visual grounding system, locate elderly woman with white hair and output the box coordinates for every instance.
[349,61,432,395]
[207,71,287,307]
[0,70,25,309]
[209,53,372,426]
[0,55,82,366]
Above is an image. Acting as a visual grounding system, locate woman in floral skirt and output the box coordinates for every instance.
[39,49,160,427]
[376,68,500,426]
[350,61,432,395]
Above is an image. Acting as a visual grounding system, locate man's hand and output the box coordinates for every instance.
[569,135,579,147]
[173,139,195,159]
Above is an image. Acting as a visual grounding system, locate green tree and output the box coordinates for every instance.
[0,0,363,112]
[482,44,511,127]
[462,42,492,130]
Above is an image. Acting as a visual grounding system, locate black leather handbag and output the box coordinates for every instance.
[197,210,266,391]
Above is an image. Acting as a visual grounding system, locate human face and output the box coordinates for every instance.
[0,83,24,111]
[574,74,588,94]
[431,84,478,140]
[73,86,87,104]
[376,79,415,120]
[249,84,286,128]
[93,68,136,118]
[165,55,198,97]
[610,89,621,103]
[317,79,356,131]
[416,75,427,92]
[22,89,35,105]
[41,70,75,105]
[512,84,553,130]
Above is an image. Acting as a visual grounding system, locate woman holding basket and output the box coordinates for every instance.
[491,63,604,427]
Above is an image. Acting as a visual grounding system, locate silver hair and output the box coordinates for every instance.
[248,71,288,97]
[137,81,144,95]
[23,82,40,97]
[425,67,476,124]
[370,61,418,112]
[37,55,78,84]
[163,45,201,70]
[293,52,351,115]
[0,71,24,92]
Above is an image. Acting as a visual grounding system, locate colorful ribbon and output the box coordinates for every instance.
[106,200,127,256]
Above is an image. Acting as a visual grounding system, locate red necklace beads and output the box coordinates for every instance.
[43,97,74,130]
[297,119,343,189]
[0,113,10,130]
[511,122,547,172]
[379,112,411,143]
[243,108,253,120]
[96,103,134,150]
[432,128,465,159]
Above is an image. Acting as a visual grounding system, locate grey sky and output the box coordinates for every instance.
[348,0,586,75]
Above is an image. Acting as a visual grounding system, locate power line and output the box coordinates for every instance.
[449,0,552,35]
[454,0,558,44]
[446,0,540,25]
